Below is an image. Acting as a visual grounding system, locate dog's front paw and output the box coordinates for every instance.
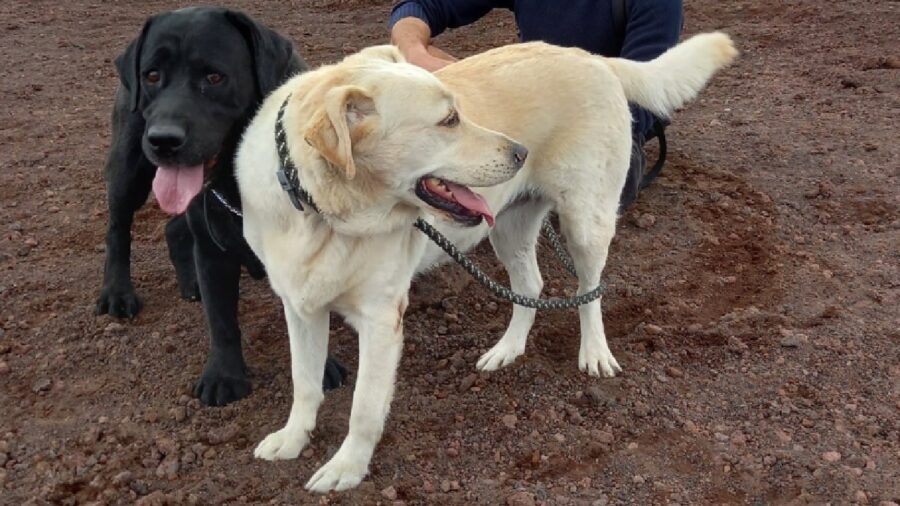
[193,370,251,407]
[579,343,622,378]
[476,340,525,371]
[178,278,201,302]
[95,284,143,318]
[305,448,369,493]
[254,427,308,460]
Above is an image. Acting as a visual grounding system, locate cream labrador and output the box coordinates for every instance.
[235,32,737,492]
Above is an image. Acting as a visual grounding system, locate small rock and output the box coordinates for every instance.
[593,430,614,444]
[586,386,614,406]
[633,401,650,418]
[441,480,451,492]
[381,486,398,500]
[156,456,179,479]
[32,378,51,393]
[726,336,748,354]
[130,480,150,496]
[206,424,239,445]
[170,407,187,422]
[633,474,645,484]
[636,213,657,229]
[111,471,133,485]
[665,366,683,378]
[645,323,663,335]
[853,490,868,504]
[553,433,566,443]
[501,414,518,429]
[780,335,802,348]
[302,448,314,458]
[486,302,498,313]
[155,436,178,456]
[104,322,125,335]
[822,451,842,463]
[0,453,7,467]
[0,362,8,374]
[135,490,167,506]
[507,491,537,506]
[459,373,477,392]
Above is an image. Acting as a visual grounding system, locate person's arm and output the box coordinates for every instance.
[388,0,512,71]
[618,0,684,137]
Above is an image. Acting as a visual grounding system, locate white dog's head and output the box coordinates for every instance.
[285,45,527,234]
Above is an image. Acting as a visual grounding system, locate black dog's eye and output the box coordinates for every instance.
[438,109,459,128]
[145,70,161,84]
[206,73,225,85]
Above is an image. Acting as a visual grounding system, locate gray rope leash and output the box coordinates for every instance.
[413,217,605,310]
[540,216,577,276]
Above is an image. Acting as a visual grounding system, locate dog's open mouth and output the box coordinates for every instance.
[152,156,219,215]
[415,176,494,227]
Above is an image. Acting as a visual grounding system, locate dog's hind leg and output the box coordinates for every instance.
[557,204,622,378]
[477,197,553,371]
[255,304,329,461]
[306,296,407,493]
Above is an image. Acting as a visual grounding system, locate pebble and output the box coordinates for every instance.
[645,323,663,335]
[111,471,133,485]
[156,456,180,479]
[206,424,239,445]
[441,480,451,492]
[170,407,187,422]
[726,336,748,354]
[507,491,537,506]
[633,474,645,484]
[381,486,398,500]
[32,378,51,393]
[822,451,842,463]
[104,322,125,335]
[665,366,683,378]
[135,491,167,506]
[593,430,614,444]
[501,414,518,429]
[0,361,8,374]
[636,213,657,229]
[586,386,614,406]
[633,401,650,418]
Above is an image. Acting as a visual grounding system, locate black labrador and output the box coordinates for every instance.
[95,7,347,406]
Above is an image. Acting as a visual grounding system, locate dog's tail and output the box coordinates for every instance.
[604,31,738,119]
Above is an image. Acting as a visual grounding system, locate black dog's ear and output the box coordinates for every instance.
[114,16,155,112]
[224,10,303,100]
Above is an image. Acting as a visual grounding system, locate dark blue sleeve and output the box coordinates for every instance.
[389,0,514,37]
[620,0,684,138]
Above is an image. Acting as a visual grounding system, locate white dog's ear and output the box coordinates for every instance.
[304,85,375,180]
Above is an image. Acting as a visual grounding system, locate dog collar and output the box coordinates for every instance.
[275,93,319,213]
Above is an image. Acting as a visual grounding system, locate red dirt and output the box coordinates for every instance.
[1,1,898,505]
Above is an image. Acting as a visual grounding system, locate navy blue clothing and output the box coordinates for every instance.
[389,0,683,139]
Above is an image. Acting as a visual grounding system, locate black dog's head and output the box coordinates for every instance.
[115,7,304,214]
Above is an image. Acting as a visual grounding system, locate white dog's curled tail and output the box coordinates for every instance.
[604,31,738,119]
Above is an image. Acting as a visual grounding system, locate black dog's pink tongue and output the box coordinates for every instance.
[152,165,204,215]
[442,181,495,227]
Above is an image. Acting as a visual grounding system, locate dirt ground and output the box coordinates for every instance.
[1,0,898,504]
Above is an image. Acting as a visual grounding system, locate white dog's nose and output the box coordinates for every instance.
[512,143,528,169]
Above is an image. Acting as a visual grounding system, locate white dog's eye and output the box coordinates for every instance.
[438,109,459,128]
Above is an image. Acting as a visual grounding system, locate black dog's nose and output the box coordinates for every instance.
[147,124,186,153]
[512,143,528,169]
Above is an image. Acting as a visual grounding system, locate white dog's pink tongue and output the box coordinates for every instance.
[152,165,204,215]
[443,181,495,227]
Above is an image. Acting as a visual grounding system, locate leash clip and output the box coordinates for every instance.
[276,170,305,211]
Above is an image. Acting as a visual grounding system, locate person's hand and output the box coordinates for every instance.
[404,45,455,72]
